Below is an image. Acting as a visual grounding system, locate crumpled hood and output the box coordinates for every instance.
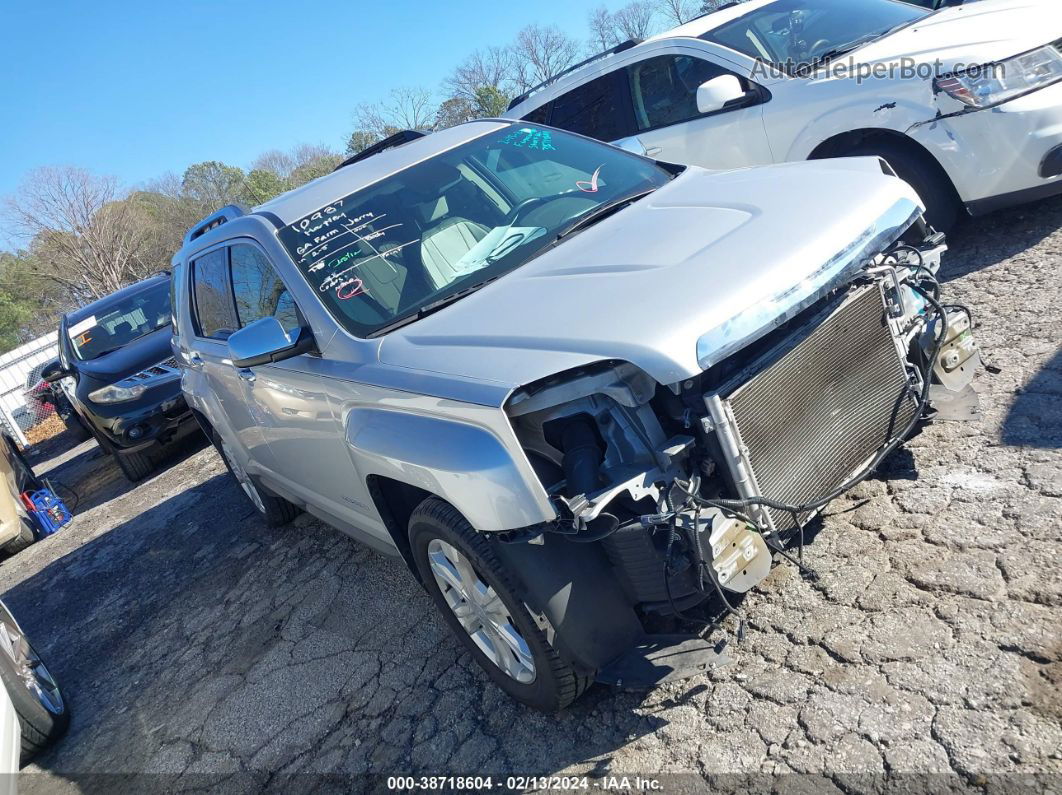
[75,326,173,382]
[853,0,1062,71]
[378,159,922,389]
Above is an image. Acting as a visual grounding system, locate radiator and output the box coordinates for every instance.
[719,284,918,533]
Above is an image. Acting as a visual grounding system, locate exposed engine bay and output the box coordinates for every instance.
[504,235,980,630]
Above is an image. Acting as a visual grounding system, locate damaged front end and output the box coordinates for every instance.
[500,227,980,687]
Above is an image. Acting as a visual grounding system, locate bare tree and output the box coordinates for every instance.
[445,47,519,103]
[613,1,657,40]
[4,167,157,300]
[354,86,438,138]
[511,25,581,91]
[656,0,697,26]
[588,6,619,52]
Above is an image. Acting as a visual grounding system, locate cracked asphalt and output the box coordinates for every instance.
[0,197,1060,792]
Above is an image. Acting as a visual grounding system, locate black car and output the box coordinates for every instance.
[42,275,200,481]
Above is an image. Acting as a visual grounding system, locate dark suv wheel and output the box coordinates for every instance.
[409,497,592,712]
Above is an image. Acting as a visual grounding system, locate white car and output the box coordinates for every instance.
[506,0,1062,230]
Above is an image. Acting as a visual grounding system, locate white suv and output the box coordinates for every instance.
[506,0,1062,230]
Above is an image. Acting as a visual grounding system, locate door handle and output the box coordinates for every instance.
[187,351,204,368]
[237,368,256,383]
[645,146,663,157]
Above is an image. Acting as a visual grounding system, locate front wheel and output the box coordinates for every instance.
[409,498,592,712]
[0,604,69,763]
[114,448,155,482]
[839,140,962,232]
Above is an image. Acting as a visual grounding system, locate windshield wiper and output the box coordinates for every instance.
[553,189,657,243]
[368,277,499,337]
[805,25,905,70]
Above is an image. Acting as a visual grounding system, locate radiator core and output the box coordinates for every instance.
[722,285,918,533]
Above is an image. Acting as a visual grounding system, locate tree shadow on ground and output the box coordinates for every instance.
[1001,346,1062,449]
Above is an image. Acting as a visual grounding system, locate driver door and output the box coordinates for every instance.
[224,241,379,531]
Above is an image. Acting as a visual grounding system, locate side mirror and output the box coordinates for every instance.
[227,317,316,369]
[696,75,749,115]
[41,359,68,384]
[613,136,648,156]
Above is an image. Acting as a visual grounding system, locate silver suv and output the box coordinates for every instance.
[171,120,978,711]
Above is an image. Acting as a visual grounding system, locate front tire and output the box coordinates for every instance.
[409,498,592,712]
[840,140,962,232]
[0,604,69,764]
[212,431,300,527]
[114,448,155,482]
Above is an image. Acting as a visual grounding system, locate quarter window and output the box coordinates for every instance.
[627,55,726,131]
[548,73,632,141]
[191,249,238,340]
[229,244,301,334]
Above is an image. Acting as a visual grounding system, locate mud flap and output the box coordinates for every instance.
[491,532,644,673]
[596,635,731,689]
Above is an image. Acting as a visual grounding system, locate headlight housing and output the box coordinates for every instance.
[89,384,146,404]
[935,45,1062,109]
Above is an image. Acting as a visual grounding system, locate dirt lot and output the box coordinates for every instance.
[1,198,1060,791]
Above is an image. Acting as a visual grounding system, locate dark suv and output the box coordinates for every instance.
[43,275,199,480]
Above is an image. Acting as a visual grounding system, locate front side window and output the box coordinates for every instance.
[277,125,674,337]
[67,282,171,361]
[229,244,301,334]
[628,55,727,131]
[548,74,632,141]
[192,249,238,340]
[703,0,927,70]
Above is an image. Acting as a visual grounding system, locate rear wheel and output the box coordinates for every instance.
[839,139,962,232]
[213,432,300,527]
[2,519,36,556]
[409,497,592,712]
[0,604,68,763]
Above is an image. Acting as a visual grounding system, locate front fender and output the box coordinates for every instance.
[779,78,935,161]
[346,407,555,532]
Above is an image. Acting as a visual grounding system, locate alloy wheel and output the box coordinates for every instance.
[0,619,63,715]
[426,538,536,684]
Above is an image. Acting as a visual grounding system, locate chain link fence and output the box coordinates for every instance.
[0,334,61,448]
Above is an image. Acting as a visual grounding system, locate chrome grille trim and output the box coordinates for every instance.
[115,357,182,390]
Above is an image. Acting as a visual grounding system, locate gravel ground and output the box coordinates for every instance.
[1,198,1060,792]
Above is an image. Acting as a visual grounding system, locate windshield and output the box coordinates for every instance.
[702,0,927,70]
[277,126,673,337]
[67,282,171,361]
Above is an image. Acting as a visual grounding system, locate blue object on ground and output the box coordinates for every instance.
[27,489,72,536]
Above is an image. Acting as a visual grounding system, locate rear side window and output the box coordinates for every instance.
[548,73,632,142]
[229,244,301,334]
[627,54,727,131]
[192,249,238,339]
[521,103,552,125]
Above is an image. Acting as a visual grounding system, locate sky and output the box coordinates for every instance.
[0,0,608,229]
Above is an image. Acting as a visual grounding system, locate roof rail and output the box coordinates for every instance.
[333,129,428,172]
[184,204,246,245]
[687,1,741,23]
[507,39,642,111]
